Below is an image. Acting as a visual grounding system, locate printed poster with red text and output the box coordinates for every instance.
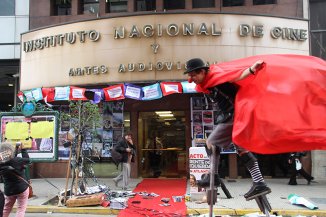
[189,147,210,193]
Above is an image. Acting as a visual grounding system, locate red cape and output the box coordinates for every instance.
[193,54,326,154]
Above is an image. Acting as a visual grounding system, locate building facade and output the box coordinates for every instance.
[0,0,29,111]
[15,0,325,179]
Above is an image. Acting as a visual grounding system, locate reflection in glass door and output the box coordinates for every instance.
[138,111,187,178]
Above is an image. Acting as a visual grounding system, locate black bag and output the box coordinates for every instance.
[111,146,122,167]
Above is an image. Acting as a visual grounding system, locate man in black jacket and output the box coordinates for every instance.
[288,152,314,185]
[112,132,136,190]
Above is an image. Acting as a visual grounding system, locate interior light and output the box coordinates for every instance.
[8,83,14,87]
[8,104,12,107]
[158,114,174,117]
[163,118,176,121]
[155,111,172,114]
[124,119,130,122]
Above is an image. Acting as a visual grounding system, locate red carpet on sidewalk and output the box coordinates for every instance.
[118,178,187,217]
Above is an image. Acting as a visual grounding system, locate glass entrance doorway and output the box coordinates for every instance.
[138,111,187,178]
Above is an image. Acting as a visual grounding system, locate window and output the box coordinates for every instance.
[193,0,215,8]
[163,0,185,10]
[106,0,128,13]
[253,0,276,5]
[82,0,99,14]
[135,0,156,11]
[52,0,72,16]
[223,0,244,7]
[0,0,15,16]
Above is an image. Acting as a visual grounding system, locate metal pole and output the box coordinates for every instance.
[63,145,73,205]
[14,77,18,107]
[209,145,216,217]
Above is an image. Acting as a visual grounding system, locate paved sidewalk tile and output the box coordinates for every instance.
[1,178,325,216]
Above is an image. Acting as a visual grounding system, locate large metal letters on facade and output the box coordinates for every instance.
[20,14,309,91]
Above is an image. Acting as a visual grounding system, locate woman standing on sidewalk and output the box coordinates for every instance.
[0,142,31,217]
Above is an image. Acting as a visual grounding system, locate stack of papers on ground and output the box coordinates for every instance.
[110,197,128,209]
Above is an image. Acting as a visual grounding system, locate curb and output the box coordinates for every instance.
[23,206,120,215]
[19,206,326,216]
[187,208,326,216]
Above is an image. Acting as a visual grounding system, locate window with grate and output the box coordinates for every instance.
[193,0,215,8]
[163,0,185,10]
[51,0,72,16]
[253,0,276,5]
[0,0,15,16]
[223,0,244,7]
[82,0,99,14]
[106,0,128,13]
[135,0,156,11]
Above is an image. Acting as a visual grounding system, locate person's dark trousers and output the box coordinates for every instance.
[288,162,298,185]
[288,161,313,185]
[153,154,161,177]
[298,169,314,183]
[149,152,161,177]
[0,190,4,217]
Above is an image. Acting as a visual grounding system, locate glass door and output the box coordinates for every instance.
[138,111,187,178]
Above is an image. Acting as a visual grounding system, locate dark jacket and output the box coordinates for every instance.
[115,138,136,163]
[0,150,30,196]
[206,82,238,123]
[288,152,306,163]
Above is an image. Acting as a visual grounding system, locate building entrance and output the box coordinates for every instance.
[138,111,187,178]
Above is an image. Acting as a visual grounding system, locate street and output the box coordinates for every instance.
[9,214,117,217]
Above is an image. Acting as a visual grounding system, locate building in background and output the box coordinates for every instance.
[9,0,326,180]
[310,0,326,60]
[0,0,29,111]
[308,0,326,180]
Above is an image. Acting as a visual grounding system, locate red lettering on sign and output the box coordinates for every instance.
[189,154,204,158]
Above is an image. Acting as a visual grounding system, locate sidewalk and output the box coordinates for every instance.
[2,178,326,216]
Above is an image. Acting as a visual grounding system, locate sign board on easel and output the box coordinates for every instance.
[0,103,59,162]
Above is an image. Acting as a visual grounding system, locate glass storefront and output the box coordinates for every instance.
[138,111,187,178]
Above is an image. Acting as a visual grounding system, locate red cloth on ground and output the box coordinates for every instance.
[118,179,187,217]
[193,54,326,154]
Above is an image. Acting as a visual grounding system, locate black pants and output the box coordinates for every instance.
[149,152,162,177]
[0,190,4,217]
[289,160,313,184]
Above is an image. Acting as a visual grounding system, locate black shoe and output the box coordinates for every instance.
[244,182,271,200]
[288,182,297,185]
[197,173,221,188]
[307,177,314,185]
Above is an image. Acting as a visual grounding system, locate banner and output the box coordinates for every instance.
[23,90,34,102]
[103,84,125,101]
[87,89,103,104]
[19,80,196,103]
[70,86,87,101]
[142,83,162,100]
[160,82,182,96]
[31,88,43,101]
[54,86,70,101]
[42,87,55,102]
[181,81,197,93]
[17,92,24,102]
[124,83,143,100]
